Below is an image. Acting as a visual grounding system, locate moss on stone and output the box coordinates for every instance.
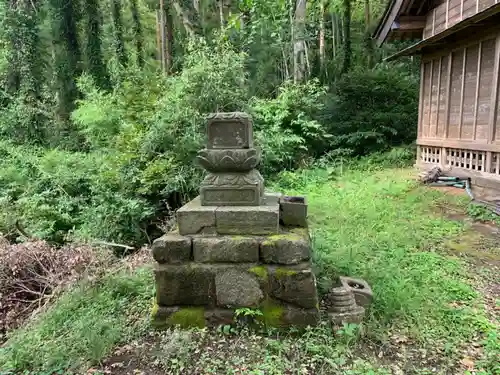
[248,266,268,282]
[262,232,303,246]
[289,227,309,237]
[259,299,285,327]
[150,301,159,319]
[274,267,298,279]
[167,307,206,328]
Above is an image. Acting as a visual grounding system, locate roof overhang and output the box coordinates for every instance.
[374,0,430,46]
[385,3,500,60]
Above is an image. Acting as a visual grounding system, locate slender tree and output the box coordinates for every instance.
[293,0,307,83]
[83,0,109,89]
[111,0,127,66]
[130,0,144,67]
[50,0,82,123]
[341,0,351,74]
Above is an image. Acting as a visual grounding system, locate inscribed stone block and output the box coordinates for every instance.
[206,112,253,149]
[192,236,259,263]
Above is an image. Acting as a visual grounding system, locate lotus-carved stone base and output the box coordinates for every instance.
[196,148,261,173]
[200,170,264,206]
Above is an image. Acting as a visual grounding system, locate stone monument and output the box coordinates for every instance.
[151,112,320,329]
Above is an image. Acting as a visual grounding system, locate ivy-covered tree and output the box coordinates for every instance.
[50,0,82,122]
[130,0,144,67]
[83,0,110,89]
[111,0,127,66]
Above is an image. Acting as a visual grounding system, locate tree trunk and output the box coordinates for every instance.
[341,0,351,75]
[319,0,325,72]
[364,0,374,68]
[84,0,109,89]
[50,0,81,123]
[130,0,144,67]
[293,0,307,83]
[172,0,195,37]
[111,0,127,66]
[165,0,174,72]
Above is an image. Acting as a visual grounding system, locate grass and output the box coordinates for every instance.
[0,165,498,374]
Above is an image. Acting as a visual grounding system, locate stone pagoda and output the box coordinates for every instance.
[151,112,320,328]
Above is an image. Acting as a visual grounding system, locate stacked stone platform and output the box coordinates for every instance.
[151,112,319,329]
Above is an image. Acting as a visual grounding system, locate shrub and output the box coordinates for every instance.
[320,63,419,156]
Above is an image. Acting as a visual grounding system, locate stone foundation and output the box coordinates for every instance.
[152,224,320,329]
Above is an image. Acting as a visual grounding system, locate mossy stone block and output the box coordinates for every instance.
[154,264,216,306]
[260,229,311,265]
[193,236,259,263]
[215,268,264,307]
[269,264,319,309]
[152,233,192,264]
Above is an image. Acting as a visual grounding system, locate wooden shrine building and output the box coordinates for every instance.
[375,0,500,191]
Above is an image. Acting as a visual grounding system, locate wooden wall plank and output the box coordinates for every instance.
[444,51,453,138]
[473,41,482,140]
[418,61,425,139]
[489,34,500,143]
[429,59,434,136]
[436,57,443,137]
[459,48,467,138]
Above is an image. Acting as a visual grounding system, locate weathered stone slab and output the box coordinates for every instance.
[206,112,253,149]
[279,196,308,227]
[215,269,264,307]
[269,264,319,309]
[177,196,216,235]
[193,236,259,263]
[155,264,216,306]
[152,233,192,264]
[260,228,311,265]
[215,199,279,235]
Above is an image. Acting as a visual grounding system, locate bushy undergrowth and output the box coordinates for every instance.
[0,41,418,247]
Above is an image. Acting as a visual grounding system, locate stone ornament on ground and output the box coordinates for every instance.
[151,112,321,329]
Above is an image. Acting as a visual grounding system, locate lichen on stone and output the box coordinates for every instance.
[248,266,268,282]
[167,307,206,328]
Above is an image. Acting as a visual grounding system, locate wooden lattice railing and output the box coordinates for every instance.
[418,145,500,176]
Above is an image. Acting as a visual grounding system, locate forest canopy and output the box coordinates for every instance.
[0,0,419,247]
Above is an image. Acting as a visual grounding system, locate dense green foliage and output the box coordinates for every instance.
[0,0,420,246]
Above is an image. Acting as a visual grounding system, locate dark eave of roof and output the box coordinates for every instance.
[384,2,500,60]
